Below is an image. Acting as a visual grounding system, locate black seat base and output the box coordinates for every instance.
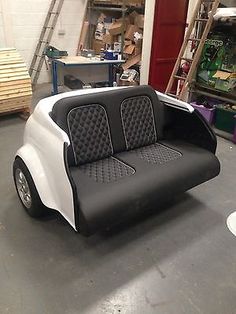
[71,140,220,235]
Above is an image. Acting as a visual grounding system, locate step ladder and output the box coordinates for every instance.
[165,0,220,101]
[29,0,64,86]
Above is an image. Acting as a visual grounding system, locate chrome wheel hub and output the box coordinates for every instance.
[15,169,32,208]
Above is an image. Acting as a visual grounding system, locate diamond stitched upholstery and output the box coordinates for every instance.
[79,157,135,183]
[121,96,157,150]
[132,143,182,164]
[68,104,113,165]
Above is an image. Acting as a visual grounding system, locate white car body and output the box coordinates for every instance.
[16,87,193,231]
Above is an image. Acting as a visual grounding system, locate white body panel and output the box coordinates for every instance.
[156,91,194,113]
[16,87,193,230]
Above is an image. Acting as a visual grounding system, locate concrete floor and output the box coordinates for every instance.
[0,85,236,314]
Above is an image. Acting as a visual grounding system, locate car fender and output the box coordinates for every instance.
[15,111,76,230]
[16,143,56,210]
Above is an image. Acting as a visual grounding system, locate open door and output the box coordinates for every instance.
[149,0,189,92]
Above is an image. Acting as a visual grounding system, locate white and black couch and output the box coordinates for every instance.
[49,86,220,235]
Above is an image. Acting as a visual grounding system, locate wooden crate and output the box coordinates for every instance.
[0,48,32,116]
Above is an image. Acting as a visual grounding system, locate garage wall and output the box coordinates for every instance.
[0,0,100,83]
[0,5,4,45]
[1,0,227,85]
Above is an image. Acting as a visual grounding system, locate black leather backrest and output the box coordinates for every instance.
[120,95,157,150]
[67,104,113,165]
[51,85,164,166]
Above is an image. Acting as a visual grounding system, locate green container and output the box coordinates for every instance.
[45,46,68,59]
[215,106,236,134]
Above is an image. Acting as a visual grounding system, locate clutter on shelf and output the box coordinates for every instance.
[194,6,236,98]
[197,30,236,92]
[79,1,145,85]
[92,11,144,65]
[93,0,144,7]
[213,8,236,22]
[119,68,139,85]
[191,95,236,141]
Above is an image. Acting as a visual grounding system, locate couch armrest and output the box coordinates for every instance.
[162,102,217,154]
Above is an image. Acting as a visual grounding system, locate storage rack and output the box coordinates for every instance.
[190,17,236,105]
[87,0,145,59]
[189,15,236,143]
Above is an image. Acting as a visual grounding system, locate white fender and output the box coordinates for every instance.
[15,109,76,230]
[16,143,56,209]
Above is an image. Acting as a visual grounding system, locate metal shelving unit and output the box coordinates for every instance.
[87,0,127,59]
[87,0,145,59]
[191,83,236,105]
[189,15,236,105]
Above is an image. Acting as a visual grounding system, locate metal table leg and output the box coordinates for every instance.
[52,60,59,95]
[108,64,114,87]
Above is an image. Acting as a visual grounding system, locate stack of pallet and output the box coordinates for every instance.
[0,48,32,115]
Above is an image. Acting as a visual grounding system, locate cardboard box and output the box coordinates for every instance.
[117,16,131,29]
[212,71,236,92]
[134,46,142,56]
[93,39,105,54]
[129,11,139,24]
[124,44,135,55]
[119,80,139,86]
[103,33,114,45]
[124,40,132,46]
[125,24,140,41]
[134,14,144,28]
[122,53,141,70]
[109,21,124,36]
[135,38,142,48]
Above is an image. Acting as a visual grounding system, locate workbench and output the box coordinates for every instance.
[51,56,125,94]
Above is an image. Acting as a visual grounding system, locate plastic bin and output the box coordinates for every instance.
[215,106,236,134]
[233,115,236,144]
[191,102,215,124]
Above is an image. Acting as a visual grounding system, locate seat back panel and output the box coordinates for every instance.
[121,95,157,150]
[67,104,113,165]
[51,86,164,166]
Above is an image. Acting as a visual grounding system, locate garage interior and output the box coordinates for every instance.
[0,0,236,313]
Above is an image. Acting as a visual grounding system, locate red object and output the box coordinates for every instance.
[181,61,190,75]
[149,0,189,92]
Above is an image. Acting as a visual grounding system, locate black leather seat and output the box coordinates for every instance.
[52,86,220,235]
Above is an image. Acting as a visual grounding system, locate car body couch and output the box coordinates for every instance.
[13,85,220,235]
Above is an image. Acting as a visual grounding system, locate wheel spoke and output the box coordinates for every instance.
[15,168,32,208]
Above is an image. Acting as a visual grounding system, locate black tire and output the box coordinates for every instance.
[13,157,49,218]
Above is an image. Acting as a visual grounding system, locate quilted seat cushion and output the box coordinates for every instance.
[131,143,182,164]
[67,104,113,165]
[121,95,157,150]
[79,156,135,183]
[71,140,220,235]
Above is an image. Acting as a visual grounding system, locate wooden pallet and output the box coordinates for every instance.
[0,48,32,117]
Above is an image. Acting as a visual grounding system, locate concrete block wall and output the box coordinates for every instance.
[0,0,107,84]
[0,5,4,45]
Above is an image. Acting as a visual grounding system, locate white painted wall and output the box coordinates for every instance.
[0,0,91,83]
[140,0,156,84]
[1,0,228,85]
[0,4,4,45]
